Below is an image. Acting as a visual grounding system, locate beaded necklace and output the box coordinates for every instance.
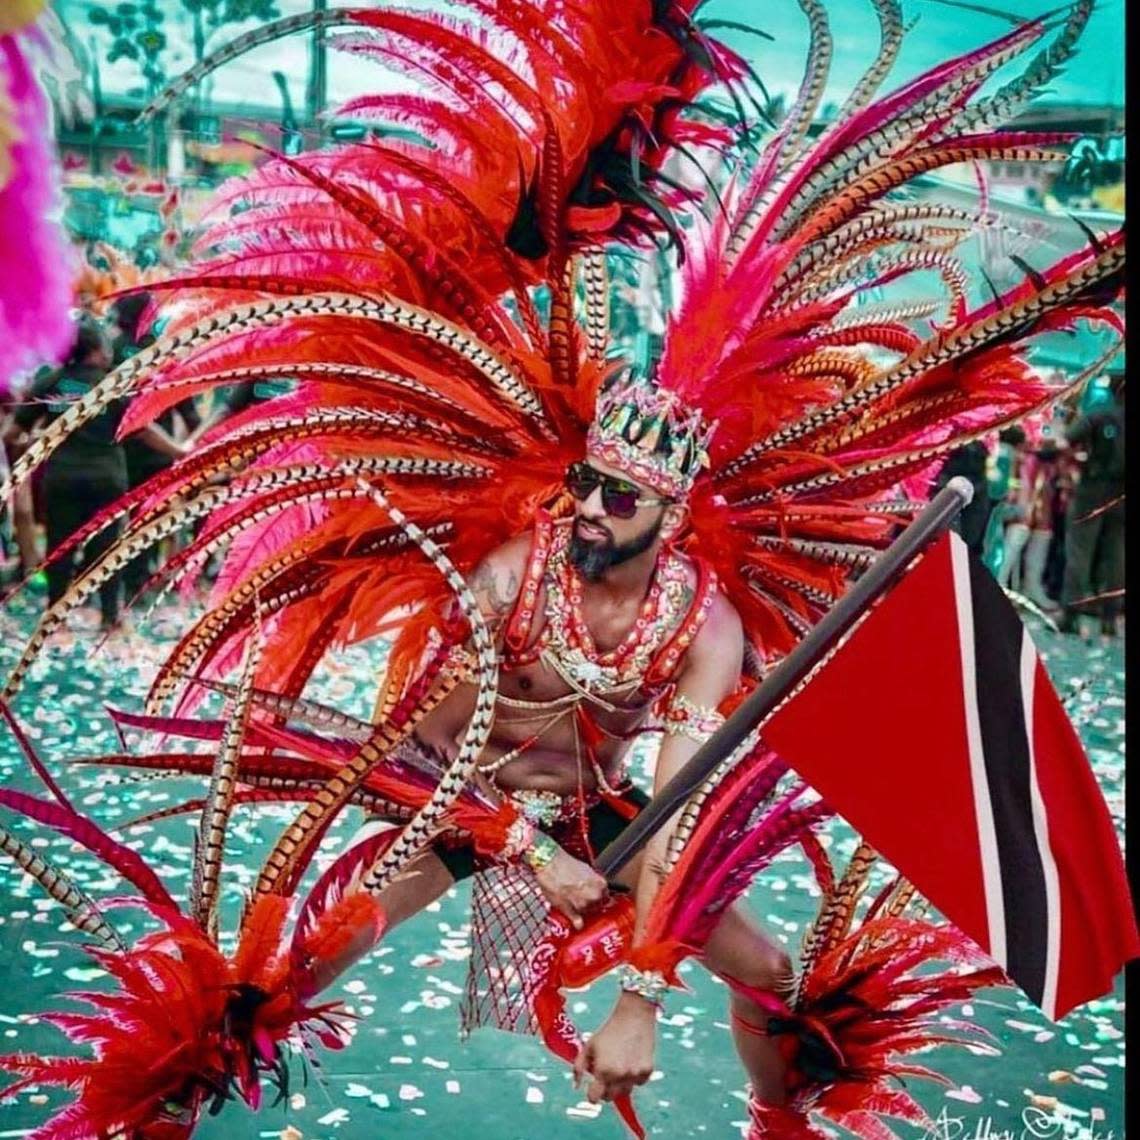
[539,523,690,691]
[482,522,693,796]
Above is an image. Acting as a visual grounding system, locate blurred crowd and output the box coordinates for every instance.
[937,371,1125,638]
[0,272,271,636]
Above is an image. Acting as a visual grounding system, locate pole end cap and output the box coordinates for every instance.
[947,475,975,506]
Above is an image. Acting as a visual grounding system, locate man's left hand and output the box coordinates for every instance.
[572,992,657,1103]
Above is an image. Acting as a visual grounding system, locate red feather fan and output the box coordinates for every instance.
[747,852,1008,1140]
[0,1,1123,1136]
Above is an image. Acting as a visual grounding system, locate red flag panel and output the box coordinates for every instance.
[762,532,1138,1018]
[763,536,993,955]
[1028,659,1139,1017]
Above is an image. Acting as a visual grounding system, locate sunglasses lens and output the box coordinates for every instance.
[567,463,647,518]
[602,486,640,518]
[566,463,599,501]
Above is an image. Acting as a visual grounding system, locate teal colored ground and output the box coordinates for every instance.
[0,597,1126,1140]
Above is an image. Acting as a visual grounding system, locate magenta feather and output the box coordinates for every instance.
[0,699,74,809]
[106,705,355,764]
[0,787,177,910]
[0,34,76,394]
[674,798,833,937]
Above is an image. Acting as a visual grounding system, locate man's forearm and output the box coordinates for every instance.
[629,735,704,943]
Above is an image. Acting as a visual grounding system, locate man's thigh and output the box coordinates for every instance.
[610,845,791,992]
[348,820,457,930]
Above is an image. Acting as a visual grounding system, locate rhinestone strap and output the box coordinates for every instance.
[617,963,669,1007]
[662,693,726,743]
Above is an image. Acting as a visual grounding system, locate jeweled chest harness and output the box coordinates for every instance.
[480,513,717,793]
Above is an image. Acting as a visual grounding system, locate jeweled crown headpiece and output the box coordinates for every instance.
[586,371,716,498]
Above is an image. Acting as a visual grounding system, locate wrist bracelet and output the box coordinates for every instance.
[494,815,558,871]
[520,830,559,872]
[498,816,536,863]
[617,963,669,1007]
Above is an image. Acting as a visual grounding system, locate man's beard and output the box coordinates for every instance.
[568,514,664,581]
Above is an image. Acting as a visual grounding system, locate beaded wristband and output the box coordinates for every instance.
[520,831,559,872]
[494,815,559,872]
[617,963,670,1008]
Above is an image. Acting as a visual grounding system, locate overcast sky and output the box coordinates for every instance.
[56,0,1125,116]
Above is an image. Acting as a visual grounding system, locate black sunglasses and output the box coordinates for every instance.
[565,461,673,519]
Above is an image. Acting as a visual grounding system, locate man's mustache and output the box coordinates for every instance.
[574,517,613,542]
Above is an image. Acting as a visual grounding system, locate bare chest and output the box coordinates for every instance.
[496,616,657,740]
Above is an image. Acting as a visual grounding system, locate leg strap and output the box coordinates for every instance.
[731,1007,770,1038]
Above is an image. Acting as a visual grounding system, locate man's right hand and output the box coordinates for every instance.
[533,847,608,928]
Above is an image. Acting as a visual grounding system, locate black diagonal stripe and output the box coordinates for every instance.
[967,553,1048,1005]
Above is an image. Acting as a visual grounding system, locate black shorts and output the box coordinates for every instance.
[433,785,651,882]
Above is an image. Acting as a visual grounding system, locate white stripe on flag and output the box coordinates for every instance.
[1021,630,1063,1020]
[950,534,1007,968]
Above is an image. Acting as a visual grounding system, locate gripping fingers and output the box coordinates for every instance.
[586,1072,637,1104]
[572,1043,592,1088]
[561,896,585,930]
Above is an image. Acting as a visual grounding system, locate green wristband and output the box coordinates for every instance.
[521,830,559,872]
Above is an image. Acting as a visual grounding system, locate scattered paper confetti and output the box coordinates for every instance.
[0,597,1124,1137]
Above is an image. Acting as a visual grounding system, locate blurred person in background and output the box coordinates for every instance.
[1058,372,1125,636]
[934,439,992,558]
[1043,412,1080,605]
[984,425,1028,585]
[1019,440,1064,611]
[4,313,188,633]
[4,314,126,631]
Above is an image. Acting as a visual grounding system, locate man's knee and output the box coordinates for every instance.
[706,910,796,998]
[745,943,796,999]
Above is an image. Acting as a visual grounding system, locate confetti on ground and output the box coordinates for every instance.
[0,598,1126,1137]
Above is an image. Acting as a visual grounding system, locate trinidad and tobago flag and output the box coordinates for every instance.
[762,531,1138,1020]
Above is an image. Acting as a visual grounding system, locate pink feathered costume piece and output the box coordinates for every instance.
[0,27,76,394]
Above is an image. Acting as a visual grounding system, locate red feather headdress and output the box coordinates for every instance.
[1,0,1120,708]
[0,1,1124,1134]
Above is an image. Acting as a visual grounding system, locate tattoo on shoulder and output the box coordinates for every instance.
[471,562,520,619]
[469,561,494,593]
[667,578,695,644]
[497,570,521,614]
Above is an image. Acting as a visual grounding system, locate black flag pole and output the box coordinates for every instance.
[595,476,975,878]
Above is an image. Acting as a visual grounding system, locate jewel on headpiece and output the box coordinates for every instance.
[586,371,715,498]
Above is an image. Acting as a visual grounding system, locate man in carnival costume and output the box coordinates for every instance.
[332,370,796,1108]
[0,0,1131,1137]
